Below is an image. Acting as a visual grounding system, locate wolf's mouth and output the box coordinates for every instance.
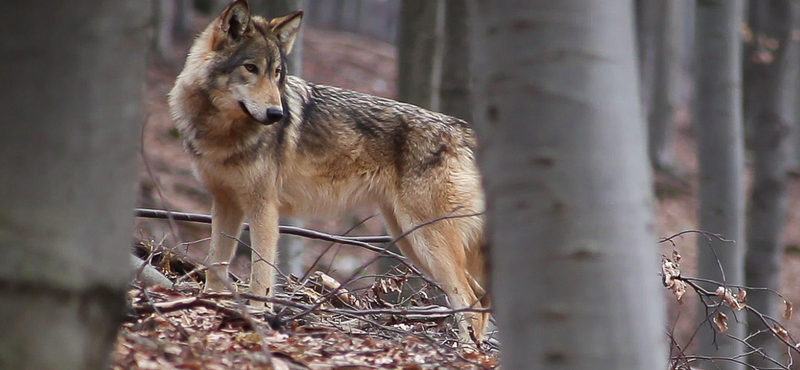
[238,101,264,124]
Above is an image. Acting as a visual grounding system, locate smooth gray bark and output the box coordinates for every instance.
[439,0,474,123]
[693,1,746,368]
[648,0,683,171]
[397,0,444,110]
[744,1,794,367]
[154,0,177,60]
[473,1,665,368]
[793,42,800,171]
[636,0,660,119]
[152,0,190,61]
[0,2,150,369]
[794,43,800,170]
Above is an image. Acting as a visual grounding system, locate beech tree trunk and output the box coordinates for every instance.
[744,1,794,367]
[154,0,177,60]
[792,42,800,171]
[693,1,747,369]
[794,43,800,170]
[439,0,474,123]
[636,0,660,119]
[473,1,665,368]
[152,0,190,61]
[0,1,150,369]
[397,0,444,110]
[648,0,683,171]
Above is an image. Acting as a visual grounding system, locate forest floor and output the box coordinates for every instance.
[128,24,800,369]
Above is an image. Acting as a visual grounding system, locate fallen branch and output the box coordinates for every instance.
[130,254,172,288]
[134,208,392,243]
[133,296,260,322]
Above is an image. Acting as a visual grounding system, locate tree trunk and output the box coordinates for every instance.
[0,2,150,369]
[174,0,191,42]
[793,41,800,171]
[791,41,800,172]
[396,0,444,110]
[473,1,665,369]
[154,0,178,60]
[744,1,794,367]
[648,0,683,171]
[693,1,747,368]
[636,0,660,120]
[439,0,474,123]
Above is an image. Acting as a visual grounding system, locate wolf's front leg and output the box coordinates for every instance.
[247,202,280,308]
[206,196,245,292]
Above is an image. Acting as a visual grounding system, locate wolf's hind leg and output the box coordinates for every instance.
[391,210,487,343]
[380,205,426,273]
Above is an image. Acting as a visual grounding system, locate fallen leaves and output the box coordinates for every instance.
[114,272,497,370]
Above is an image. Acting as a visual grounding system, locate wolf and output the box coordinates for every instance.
[168,0,488,341]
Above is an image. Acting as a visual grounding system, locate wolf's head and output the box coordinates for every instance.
[178,0,302,126]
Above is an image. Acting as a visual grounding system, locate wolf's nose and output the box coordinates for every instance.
[266,107,284,123]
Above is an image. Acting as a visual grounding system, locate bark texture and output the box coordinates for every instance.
[648,0,683,171]
[693,1,747,368]
[636,0,660,119]
[744,1,795,367]
[397,0,444,110]
[473,1,665,368]
[440,0,474,123]
[0,1,150,369]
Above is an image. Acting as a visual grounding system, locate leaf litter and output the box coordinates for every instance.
[113,268,499,370]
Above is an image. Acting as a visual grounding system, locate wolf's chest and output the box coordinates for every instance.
[276,168,383,217]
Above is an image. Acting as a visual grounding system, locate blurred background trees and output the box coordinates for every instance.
[396,0,444,110]
[744,1,797,367]
[693,2,747,368]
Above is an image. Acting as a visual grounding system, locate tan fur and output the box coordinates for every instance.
[168,0,488,342]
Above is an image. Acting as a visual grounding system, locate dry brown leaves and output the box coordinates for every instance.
[662,250,686,303]
[712,312,729,333]
[113,274,498,370]
[715,286,747,311]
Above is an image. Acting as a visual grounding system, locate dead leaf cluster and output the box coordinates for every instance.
[662,250,686,303]
[714,286,747,311]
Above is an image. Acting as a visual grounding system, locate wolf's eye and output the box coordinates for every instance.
[274,66,282,78]
[244,64,258,74]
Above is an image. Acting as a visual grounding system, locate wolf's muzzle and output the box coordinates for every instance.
[266,107,284,124]
[239,102,283,125]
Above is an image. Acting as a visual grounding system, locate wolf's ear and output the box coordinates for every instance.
[268,11,303,55]
[219,0,251,40]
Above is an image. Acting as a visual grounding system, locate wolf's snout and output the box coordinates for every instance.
[266,107,284,123]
